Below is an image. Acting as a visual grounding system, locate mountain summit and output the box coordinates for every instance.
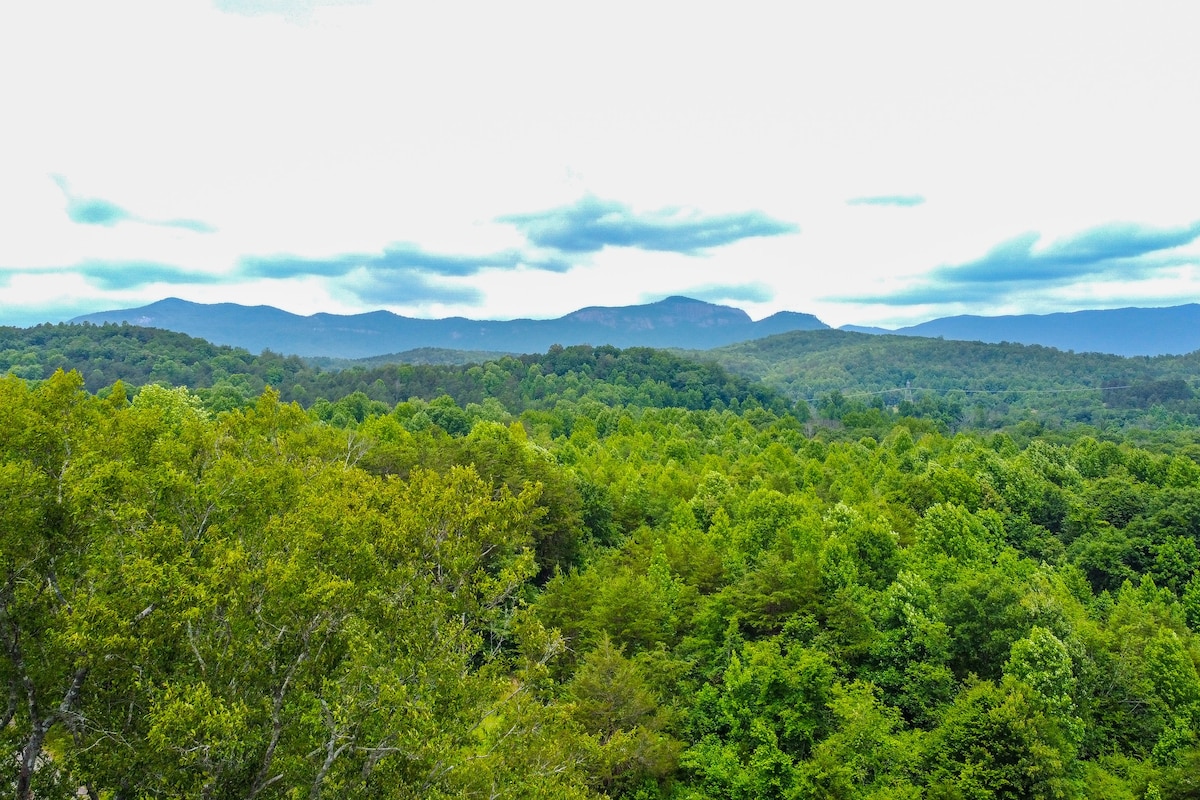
[562,296,751,329]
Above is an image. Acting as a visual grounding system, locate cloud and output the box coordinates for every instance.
[846,194,926,207]
[76,261,224,291]
[939,222,1200,285]
[673,283,775,304]
[158,217,217,234]
[53,176,215,232]
[845,220,1200,306]
[67,197,133,226]
[500,196,798,255]
[350,273,484,307]
[211,0,368,21]
[238,242,565,307]
[243,243,576,281]
[371,244,525,276]
[240,242,560,280]
[241,253,362,279]
[522,255,577,273]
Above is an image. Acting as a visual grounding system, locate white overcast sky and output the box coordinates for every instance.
[3,0,1200,328]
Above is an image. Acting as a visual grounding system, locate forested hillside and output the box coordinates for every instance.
[0,323,788,417]
[4,335,1200,796]
[702,329,1200,434]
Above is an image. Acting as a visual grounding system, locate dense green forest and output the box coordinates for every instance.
[4,323,1200,797]
[698,330,1200,435]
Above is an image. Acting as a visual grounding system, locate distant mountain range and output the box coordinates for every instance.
[841,304,1200,357]
[70,296,828,358]
[68,298,1200,358]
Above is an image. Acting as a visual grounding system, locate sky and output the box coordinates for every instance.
[3,1,1200,330]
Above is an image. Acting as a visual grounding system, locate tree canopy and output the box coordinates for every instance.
[3,326,1200,797]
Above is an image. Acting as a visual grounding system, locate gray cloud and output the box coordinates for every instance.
[158,217,217,234]
[54,175,214,232]
[350,272,484,306]
[846,194,926,207]
[500,196,798,255]
[0,261,219,295]
[212,0,368,21]
[67,197,133,226]
[938,221,1200,285]
[241,253,363,279]
[239,243,552,308]
[845,220,1200,306]
[370,244,524,276]
[241,242,574,281]
[76,261,224,291]
[523,254,577,273]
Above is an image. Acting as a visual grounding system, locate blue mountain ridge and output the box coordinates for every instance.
[850,304,1200,357]
[69,298,1200,358]
[69,296,829,358]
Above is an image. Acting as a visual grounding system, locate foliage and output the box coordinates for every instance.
[4,334,1200,797]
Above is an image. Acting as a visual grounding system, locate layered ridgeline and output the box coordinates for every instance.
[845,303,1200,357]
[69,295,828,357]
[4,362,1200,797]
[5,321,1200,434]
[68,297,1200,357]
